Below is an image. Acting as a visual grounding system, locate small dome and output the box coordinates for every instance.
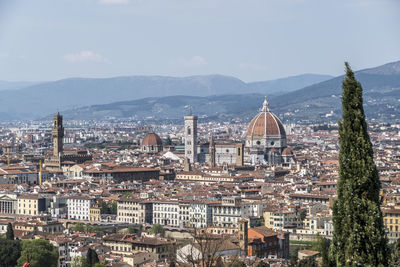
[142,133,162,146]
[246,96,285,137]
[282,147,293,156]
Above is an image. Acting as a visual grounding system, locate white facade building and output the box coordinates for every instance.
[67,195,94,220]
[189,202,212,228]
[153,200,180,227]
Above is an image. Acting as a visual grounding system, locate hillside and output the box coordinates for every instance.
[59,61,400,123]
[60,94,265,122]
[0,74,331,120]
[271,61,400,122]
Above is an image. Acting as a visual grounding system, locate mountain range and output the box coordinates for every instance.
[0,60,399,123]
[0,73,332,121]
[59,61,400,123]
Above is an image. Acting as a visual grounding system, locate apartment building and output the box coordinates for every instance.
[67,195,95,220]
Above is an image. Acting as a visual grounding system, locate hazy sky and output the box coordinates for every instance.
[0,0,399,82]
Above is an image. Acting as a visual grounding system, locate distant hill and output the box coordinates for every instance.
[271,61,400,122]
[248,74,333,95]
[59,61,400,123]
[0,81,40,91]
[60,94,266,122]
[0,73,332,120]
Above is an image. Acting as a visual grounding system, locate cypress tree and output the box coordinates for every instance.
[86,248,99,267]
[6,222,14,240]
[330,63,389,266]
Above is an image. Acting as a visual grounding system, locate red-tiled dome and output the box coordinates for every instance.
[282,147,293,156]
[246,97,285,137]
[142,133,162,146]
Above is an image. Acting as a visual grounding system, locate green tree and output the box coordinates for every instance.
[85,224,100,233]
[93,264,106,267]
[330,63,389,266]
[169,261,176,267]
[17,239,58,267]
[71,256,89,267]
[0,239,21,267]
[390,237,400,266]
[127,226,136,234]
[6,222,14,240]
[74,222,85,232]
[150,223,165,236]
[110,201,117,214]
[311,235,330,267]
[122,192,132,198]
[86,248,99,267]
[297,257,318,267]
[99,200,111,214]
[289,248,299,267]
[164,136,172,146]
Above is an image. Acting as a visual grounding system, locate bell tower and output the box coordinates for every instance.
[238,219,248,255]
[209,135,216,167]
[52,112,64,157]
[184,114,197,163]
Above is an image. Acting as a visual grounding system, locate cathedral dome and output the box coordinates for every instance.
[282,147,293,156]
[246,97,286,137]
[142,133,163,146]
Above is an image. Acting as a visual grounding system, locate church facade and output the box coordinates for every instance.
[184,96,294,166]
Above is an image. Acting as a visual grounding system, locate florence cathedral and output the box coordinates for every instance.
[184,96,295,166]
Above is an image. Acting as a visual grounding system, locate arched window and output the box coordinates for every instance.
[187,127,191,135]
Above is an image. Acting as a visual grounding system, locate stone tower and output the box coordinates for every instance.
[52,112,64,156]
[209,135,216,167]
[236,143,244,167]
[184,114,197,163]
[238,219,248,255]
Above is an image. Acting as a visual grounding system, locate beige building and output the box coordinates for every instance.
[14,219,63,234]
[117,198,152,224]
[103,233,173,261]
[264,209,298,230]
[89,206,101,222]
[383,206,400,242]
[176,171,252,184]
[123,251,152,267]
[17,194,46,216]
